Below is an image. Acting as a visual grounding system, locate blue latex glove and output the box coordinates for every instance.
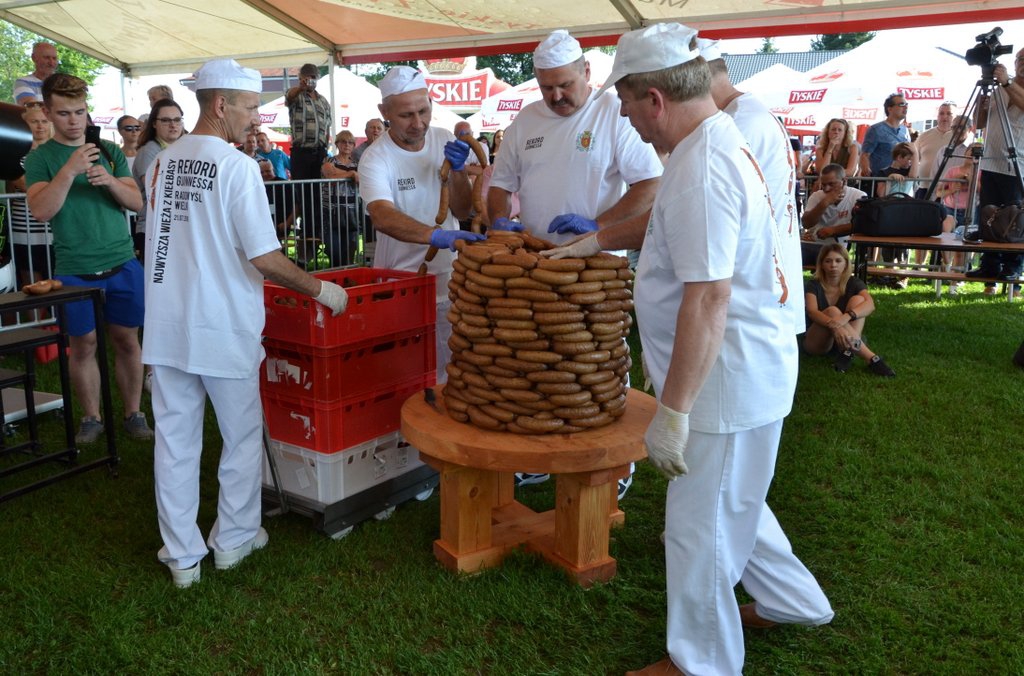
[444,140,471,172]
[490,217,523,232]
[429,229,485,251]
[547,213,598,235]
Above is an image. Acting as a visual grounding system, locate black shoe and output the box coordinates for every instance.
[868,355,896,378]
[833,351,854,373]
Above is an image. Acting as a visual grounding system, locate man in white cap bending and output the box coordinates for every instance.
[487,28,662,498]
[546,24,833,675]
[142,58,350,588]
[359,65,485,384]
[698,37,804,338]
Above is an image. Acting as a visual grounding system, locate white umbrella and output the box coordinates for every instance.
[757,34,980,134]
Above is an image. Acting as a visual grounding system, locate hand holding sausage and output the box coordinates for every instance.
[547,213,598,235]
[643,402,690,480]
[443,140,471,172]
[315,280,349,316]
[491,217,523,232]
[430,229,485,251]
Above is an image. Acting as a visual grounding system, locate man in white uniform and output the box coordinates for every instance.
[143,59,349,589]
[359,66,484,384]
[700,38,804,335]
[487,30,662,243]
[548,24,834,675]
[487,30,662,496]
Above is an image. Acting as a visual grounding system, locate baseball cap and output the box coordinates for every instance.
[533,29,584,69]
[597,23,700,96]
[190,58,262,93]
[379,66,427,98]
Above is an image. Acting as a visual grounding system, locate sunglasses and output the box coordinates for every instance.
[155,117,183,124]
[120,125,141,132]
[24,100,44,109]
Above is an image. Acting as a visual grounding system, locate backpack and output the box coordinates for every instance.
[972,204,1024,243]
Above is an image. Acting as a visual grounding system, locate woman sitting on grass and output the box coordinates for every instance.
[804,243,896,377]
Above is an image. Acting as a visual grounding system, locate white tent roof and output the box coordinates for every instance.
[754,32,981,133]
[3,0,1023,76]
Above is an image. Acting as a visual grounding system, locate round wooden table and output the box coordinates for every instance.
[401,388,654,586]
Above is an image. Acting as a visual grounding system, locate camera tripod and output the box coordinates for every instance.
[926,68,1024,231]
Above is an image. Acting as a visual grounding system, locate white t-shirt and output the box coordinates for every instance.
[916,125,954,189]
[726,92,804,334]
[635,111,796,434]
[359,126,458,288]
[489,89,662,244]
[141,134,281,378]
[804,186,866,246]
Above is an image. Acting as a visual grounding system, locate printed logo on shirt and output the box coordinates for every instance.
[576,130,594,153]
[398,177,416,191]
[151,158,219,284]
[525,136,543,150]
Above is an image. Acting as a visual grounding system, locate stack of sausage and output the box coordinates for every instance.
[444,232,633,434]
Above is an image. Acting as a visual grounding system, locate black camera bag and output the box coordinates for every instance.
[850,193,945,237]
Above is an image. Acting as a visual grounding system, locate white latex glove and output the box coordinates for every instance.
[540,234,602,260]
[643,402,690,480]
[315,280,348,316]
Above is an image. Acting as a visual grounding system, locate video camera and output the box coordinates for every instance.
[965,27,1013,80]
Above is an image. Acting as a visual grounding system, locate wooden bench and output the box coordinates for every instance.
[863,265,1022,299]
[851,233,1024,301]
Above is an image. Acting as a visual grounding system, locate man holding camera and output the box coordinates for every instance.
[286,63,331,180]
[24,73,152,444]
[969,47,1024,287]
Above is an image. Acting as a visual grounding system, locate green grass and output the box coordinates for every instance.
[1,279,1022,674]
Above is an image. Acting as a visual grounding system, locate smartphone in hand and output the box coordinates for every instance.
[85,124,103,148]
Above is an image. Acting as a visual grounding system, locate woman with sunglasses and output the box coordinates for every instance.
[116,115,142,169]
[131,99,185,260]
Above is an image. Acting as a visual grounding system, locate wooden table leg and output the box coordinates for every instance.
[548,469,618,586]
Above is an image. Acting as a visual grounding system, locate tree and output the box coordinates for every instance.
[758,38,779,54]
[811,32,875,51]
[477,53,534,86]
[0,19,106,103]
[351,60,419,87]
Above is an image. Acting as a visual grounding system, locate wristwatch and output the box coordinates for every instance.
[847,310,858,320]
[1001,81,1012,88]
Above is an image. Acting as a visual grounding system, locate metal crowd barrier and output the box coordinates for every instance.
[262,177,374,271]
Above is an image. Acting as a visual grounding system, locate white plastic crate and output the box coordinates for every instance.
[262,431,424,507]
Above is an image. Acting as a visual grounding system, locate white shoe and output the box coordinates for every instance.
[213,527,269,570]
[169,563,201,589]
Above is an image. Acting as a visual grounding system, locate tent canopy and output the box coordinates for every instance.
[3,0,1023,76]
[746,32,981,134]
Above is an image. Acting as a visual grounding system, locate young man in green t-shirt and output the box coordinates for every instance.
[25,73,153,444]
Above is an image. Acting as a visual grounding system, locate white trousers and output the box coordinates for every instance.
[665,420,833,676]
[152,364,264,570]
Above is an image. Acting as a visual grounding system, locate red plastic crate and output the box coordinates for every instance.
[263,268,436,347]
[261,326,436,403]
[261,377,431,453]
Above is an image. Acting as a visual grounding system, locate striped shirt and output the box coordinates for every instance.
[287,91,331,150]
